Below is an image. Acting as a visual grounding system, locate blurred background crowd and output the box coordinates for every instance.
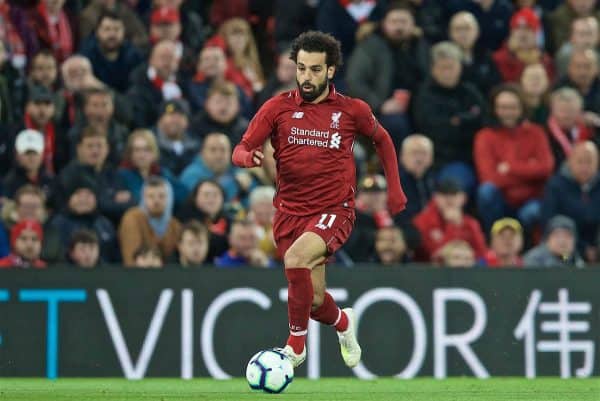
[0,0,598,269]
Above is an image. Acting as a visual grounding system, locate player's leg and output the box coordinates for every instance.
[309,265,361,368]
[281,231,327,366]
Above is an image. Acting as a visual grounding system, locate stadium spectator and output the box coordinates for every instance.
[523,215,585,267]
[0,220,46,268]
[79,0,149,52]
[27,49,58,92]
[556,48,600,123]
[67,229,100,268]
[57,126,135,222]
[274,0,319,52]
[79,10,144,93]
[153,99,200,176]
[218,18,265,95]
[413,178,487,262]
[520,63,550,124]
[474,84,554,233]
[437,239,476,268]
[448,11,502,95]
[373,225,409,265]
[180,132,250,202]
[152,0,206,53]
[248,186,277,259]
[47,175,119,263]
[68,87,128,167]
[117,128,187,207]
[541,141,600,262]
[414,41,485,192]
[128,40,183,128]
[132,244,164,268]
[190,80,249,145]
[555,16,600,78]
[176,179,229,260]
[492,7,554,83]
[256,48,297,107]
[119,176,181,266]
[346,2,428,149]
[149,7,182,49]
[545,87,595,167]
[27,0,76,63]
[482,217,524,267]
[0,0,29,71]
[398,134,435,221]
[547,0,600,52]
[215,218,273,268]
[177,220,210,267]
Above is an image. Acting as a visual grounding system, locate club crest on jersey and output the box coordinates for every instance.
[292,111,304,119]
[330,111,341,128]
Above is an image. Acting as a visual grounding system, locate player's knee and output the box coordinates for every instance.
[283,248,307,268]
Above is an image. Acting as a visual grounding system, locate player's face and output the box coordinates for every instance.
[295,50,333,102]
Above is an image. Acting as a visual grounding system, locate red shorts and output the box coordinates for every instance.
[273,207,355,262]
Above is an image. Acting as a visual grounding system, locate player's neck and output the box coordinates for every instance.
[310,85,330,104]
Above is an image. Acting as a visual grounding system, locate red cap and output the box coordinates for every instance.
[10,219,43,248]
[151,6,180,24]
[203,35,227,51]
[510,8,541,32]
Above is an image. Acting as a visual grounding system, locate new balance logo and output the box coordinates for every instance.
[329,132,341,149]
[292,111,304,119]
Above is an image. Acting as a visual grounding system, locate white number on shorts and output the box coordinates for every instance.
[315,214,337,230]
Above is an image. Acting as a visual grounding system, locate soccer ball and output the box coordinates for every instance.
[246,349,294,393]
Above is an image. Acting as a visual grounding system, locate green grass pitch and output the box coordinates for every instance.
[0,378,598,401]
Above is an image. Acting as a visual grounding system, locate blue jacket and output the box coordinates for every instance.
[117,166,188,209]
[179,157,244,203]
[541,164,600,249]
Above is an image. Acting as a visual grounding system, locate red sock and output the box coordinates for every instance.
[285,268,313,354]
[310,292,349,332]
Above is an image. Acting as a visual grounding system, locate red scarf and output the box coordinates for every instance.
[25,112,55,175]
[339,0,376,23]
[547,116,592,158]
[0,253,46,269]
[148,67,182,100]
[37,1,73,62]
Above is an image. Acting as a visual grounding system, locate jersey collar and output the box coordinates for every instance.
[293,84,338,105]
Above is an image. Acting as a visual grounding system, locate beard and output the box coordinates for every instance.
[297,77,329,102]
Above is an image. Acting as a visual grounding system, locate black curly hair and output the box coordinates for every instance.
[289,31,343,68]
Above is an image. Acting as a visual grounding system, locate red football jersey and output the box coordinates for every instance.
[237,86,380,216]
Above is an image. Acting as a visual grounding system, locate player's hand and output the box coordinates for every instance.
[247,149,265,167]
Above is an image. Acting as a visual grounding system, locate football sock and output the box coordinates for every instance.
[310,291,349,332]
[285,268,313,354]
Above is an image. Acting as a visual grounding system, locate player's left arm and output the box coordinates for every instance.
[355,99,407,215]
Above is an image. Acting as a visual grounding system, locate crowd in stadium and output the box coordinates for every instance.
[0,0,598,269]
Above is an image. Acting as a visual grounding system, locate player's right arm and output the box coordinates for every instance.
[232,98,277,168]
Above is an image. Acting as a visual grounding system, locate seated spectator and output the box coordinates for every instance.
[545,87,595,167]
[177,220,210,267]
[346,3,428,149]
[27,0,76,63]
[448,11,501,95]
[492,7,554,83]
[0,0,27,72]
[555,17,600,78]
[398,134,435,221]
[523,215,585,267]
[128,40,184,128]
[414,41,485,192]
[520,63,550,124]
[373,225,409,265]
[153,99,200,176]
[413,178,487,262]
[117,129,187,208]
[119,176,182,266]
[67,229,100,268]
[482,218,524,267]
[57,126,135,222]
[3,129,54,200]
[215,218,273,268]
[190,80,249,145]
[27,50,58,93]
[256,49,297,107]
[474,84,554,233]
[68,87,129,167]
[437,240,476,268]
[47,176,119,262]
[79,0,149,52]
[79,10,144,93]
[153,0,206,54]
[547,0,600,52]
[0,220,46,268]
[542,141,600,262]
[180,132,249,203]
[218,18,265,95]
[248,186,277,259]
[132,244,164,268]
[186,43,252,118]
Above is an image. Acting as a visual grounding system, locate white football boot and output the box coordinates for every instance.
[337,308,362,368]
[280,345,307,368]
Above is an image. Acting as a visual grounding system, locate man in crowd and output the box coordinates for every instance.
[177,220,210,267]
[67,229,101,268]
[215,219,273,268]
[482,218,524,267]
[524,215,585,267]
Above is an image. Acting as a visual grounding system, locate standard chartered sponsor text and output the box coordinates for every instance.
[289,126,330,148]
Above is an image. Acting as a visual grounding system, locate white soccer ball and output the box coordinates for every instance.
[246,349,294,393]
